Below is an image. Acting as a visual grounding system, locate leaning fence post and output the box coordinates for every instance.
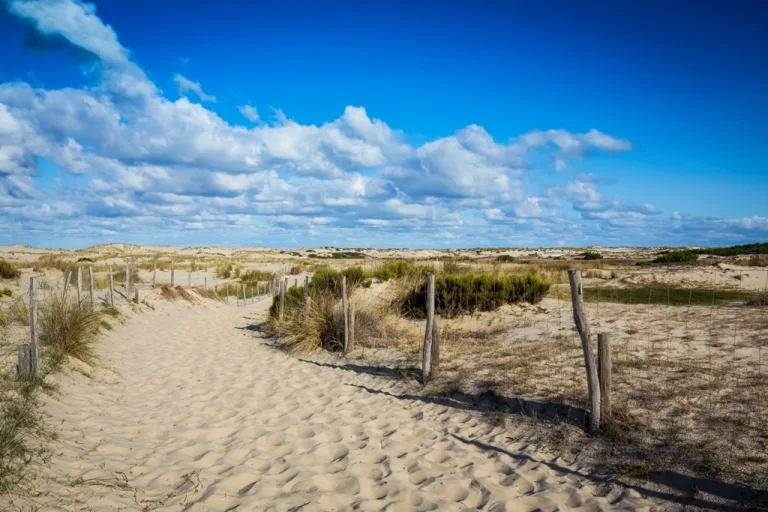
[170,259,175,286]
[342,276,349,353]
[422,272,435,381]
[88,266,95,308]
[188,266,192,288]
[29,277,39,378]
[152,261,157,288]
[76,267,82,309]
[109,266,114,307]
[431,314,441,377]
[63,270,72,299]
[134,287,139,304]
[304,275,310,312]
[568,269,601,432]
[279,279,286,320]
[598,333,612,420]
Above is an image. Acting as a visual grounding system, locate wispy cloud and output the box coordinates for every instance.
[173,74,216,103]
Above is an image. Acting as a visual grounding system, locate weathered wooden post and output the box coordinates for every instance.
[431,314,441,376]
[422,273,435,381]
[134,287,139,304]
[152,261,157,288]
[28,277,39,378]
[279,279,286,320]
[130,258,136,298]
[170,259,175,286]
[63,270,72,299]
[188,266,192,288]
[226,283,230,302]
[204,276,208,290]
[598,333,612,420]
[342,275,349,353]
[88,266,95,308]
[125,261,130,297]
[17,344,31,377]
[349,303,356,350]
[76,267,82,309]
[304,275,310,312]
[242,284,246,306]
[109,266,114,307]
[568,269,601,432]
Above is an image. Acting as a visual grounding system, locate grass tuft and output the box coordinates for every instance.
[38,294,104,366]
[0,259,21,279]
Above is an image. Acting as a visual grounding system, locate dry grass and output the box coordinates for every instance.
[0,298,29,327]
[38,294,105,366]
[194,287,223,302]
[159,285,195,303]
[0,260,21,279]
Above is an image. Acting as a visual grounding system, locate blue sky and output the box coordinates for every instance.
[0,0,766,248]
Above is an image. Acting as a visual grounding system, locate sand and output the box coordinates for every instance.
[9,295,657,511]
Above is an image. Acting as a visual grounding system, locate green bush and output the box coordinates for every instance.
[1,288,11,297]
[309,267,366,296]
[696,243,768,257]
[653,250,698,264]
[400,272,551,318]
[495,255,515,263]
[0,260,20,279]
[582,252,603,260]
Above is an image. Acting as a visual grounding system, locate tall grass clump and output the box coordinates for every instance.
[653,250,698,264]
[38,295,104,365]
[240,269,275,284]
[310,267,367,295]
[372,260,435,281]
[0,259,21,279]
[400,272,551,318]
[216,262,233,279]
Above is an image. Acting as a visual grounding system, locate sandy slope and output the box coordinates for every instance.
[15,298,656,511]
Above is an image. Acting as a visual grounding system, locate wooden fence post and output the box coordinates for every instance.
[170,259,175,286]
[29,277,39,378]
[342,275,349,353]
[130,258,136,298]
[431,314,441,377]
[226,283,230,302]
[304,275,310,312]
[188,266,192,288]
[568,269,601,432]
[349,303,356,351]
[598,333,612,420]
[17,344,31,377]
[134,288,139,304]
[152,261,157,288]
[109,266,114,307]
[204,276,207,290]
[125,262,130,298]
[63,270,72,299]
[88,266,94,308]
[279,279,286,320]
[76,267,82,308]
[422,272,435,381]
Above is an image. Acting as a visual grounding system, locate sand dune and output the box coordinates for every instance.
[15,297,655,511]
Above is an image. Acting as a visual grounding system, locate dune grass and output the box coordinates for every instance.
[550,284,768,306]
[653,250,699,264]
[38,294,105,366]
[0,260,21,279]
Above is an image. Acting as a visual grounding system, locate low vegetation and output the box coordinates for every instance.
[0,260,21,279]
[495,255,515,262]
[160,284,195,302]
[371,260,435,281]
[289,265,304,275]
[240,269,274,284]
[696,242,768,256]
[581,251,603,260]
[653,250,698,264]
[38,294,106,367]
[1,288,12,297]
[551,284,767,306]
[400,272,551,318]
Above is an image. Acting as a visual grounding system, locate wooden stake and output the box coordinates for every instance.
[76,267,82,308]
[109,266,114,307]
[63,270,72,299]
[598,333,612,420]
[170,259,175,286]
[422,273,435,381]
[431,314,441,376]
[152,261,157,288]
[304,275,310,312]
[342,275,349,353]
[349,303,356,350]
[88,266,94,308]
[134,288,139,304]
[279,279,286,320]
[29,277,39,378]
[188,266,192,287]
[17,344,31,377]
[205,276,208,290]
[568,269,601,432]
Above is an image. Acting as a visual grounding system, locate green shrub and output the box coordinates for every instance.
[653,250,698,264]
[0,260,21,279]
[215,262,233,279]
[400,272,551,318]
[112,268,142,283]
[1,288,11,297]
[309,266,366,296]
[696,243,768,257]
[495,255,515,263]
[582,252,603,260]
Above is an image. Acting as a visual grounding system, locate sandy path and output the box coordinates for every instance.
[25,298,655,511]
